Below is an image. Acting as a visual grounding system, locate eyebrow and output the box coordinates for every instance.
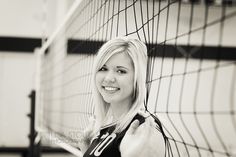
[116,66,129,70]
[103,64,129,70]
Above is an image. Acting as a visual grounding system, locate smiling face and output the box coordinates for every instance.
[95,52,135,107]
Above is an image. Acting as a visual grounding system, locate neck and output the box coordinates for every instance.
[109,100,132,121]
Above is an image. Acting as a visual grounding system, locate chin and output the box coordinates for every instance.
[103,99,114,104]
[103,97,118,104]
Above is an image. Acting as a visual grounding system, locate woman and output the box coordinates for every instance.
[80,37,165,157]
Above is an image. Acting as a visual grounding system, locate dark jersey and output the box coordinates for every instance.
[83,114,145,157]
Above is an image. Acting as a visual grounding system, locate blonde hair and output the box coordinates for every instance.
[92,36,147,134]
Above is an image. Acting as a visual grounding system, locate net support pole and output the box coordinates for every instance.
[34,48,44,134]
[27,90,37,157]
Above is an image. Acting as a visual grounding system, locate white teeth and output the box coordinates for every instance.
[104,86,118,91]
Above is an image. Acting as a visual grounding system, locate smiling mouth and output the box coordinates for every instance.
[102,86,120,91]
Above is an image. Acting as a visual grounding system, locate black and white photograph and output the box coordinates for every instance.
[0,0,236,157]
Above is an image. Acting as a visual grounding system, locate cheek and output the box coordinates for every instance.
[122,74,134,91]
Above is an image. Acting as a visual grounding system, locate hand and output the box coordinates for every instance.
[79,116,96,153]
[120,116,165,157]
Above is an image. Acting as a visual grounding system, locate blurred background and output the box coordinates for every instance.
[0,0,76,156]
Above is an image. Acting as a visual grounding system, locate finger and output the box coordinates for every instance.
[138,109,149,118]
[147,118,160,135]
[147,116,155,127]
[127,119,140,134]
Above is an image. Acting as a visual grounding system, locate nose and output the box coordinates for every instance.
[104,71,116,83]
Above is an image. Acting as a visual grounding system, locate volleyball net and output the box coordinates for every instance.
[36,0,236,156]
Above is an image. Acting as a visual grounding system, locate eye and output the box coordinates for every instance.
[117,69,127,74]
[98,66,107,72]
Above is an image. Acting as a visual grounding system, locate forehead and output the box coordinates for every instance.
[104,52,134,68]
